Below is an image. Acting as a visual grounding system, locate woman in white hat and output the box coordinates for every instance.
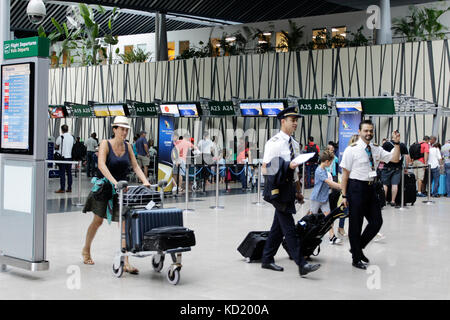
[82,116,150,274]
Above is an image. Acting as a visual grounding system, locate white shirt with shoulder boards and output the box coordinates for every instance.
[263,130,300,181]
[340,138,394,181]
[55,132,75,159]
[428,147,442,169]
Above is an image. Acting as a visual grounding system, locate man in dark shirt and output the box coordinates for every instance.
[381,131,410,207]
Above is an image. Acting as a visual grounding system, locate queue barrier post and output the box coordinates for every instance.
[75,161,83,207]
[422,164,435,205]
[252,161,264,206]
[184,162,194,213]
[398,162,408,211]
[210,161,224,210]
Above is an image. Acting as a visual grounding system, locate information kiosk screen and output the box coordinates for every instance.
[240,102,262,116]
[0,62,35,155]
[160,104,180,117]
[261,102,285,116]
[48,105,66,118]
[178,103,199,117]
[93,105,110,117]
[336,101,362,114]
[107,104,128,117]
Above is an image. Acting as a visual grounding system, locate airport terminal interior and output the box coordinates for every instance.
[0,0,450,301]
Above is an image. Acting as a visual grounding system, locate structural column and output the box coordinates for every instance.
[376,0,392,45]
[158,12,169,61]
[0,0,11,64]
[155,12,160,62]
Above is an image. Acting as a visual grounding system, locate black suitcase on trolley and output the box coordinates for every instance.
[125,208,184,253]
[143,226,196,251]
[237,231,269,261]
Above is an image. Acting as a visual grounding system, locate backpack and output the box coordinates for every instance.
[72,141,87,161]
[409,142,424,160]
[306,143,319,163]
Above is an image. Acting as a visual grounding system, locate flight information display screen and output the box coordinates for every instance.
[93,105,110,117]
[107,104,128,116]
[0,63,34,155]
[336,101,363,114]
[261,101,285,116]
[160,104,180,117]
[240,102,262,116]
[48,105,66,118]
[178,103,199,117]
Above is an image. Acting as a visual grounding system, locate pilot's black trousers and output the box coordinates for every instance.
[347,179,383,262]
[262,203,306,267]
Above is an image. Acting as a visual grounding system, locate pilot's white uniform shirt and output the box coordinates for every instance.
[340,138,394,181]
[263,130,300,181]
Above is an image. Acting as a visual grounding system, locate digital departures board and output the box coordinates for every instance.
[1,63,34,154]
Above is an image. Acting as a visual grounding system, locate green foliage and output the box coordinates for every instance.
[347,26,370,47]
[278,20,304,51]
[118,48,151,63]
[392,5,449,41]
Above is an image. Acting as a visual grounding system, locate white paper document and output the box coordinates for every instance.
[292,153,315,165]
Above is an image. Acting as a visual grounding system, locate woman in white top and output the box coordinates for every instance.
[429,143,443,197]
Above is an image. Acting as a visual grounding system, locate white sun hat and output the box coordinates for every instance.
[111,116,130,129]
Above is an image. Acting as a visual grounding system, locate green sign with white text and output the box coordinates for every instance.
[208,101,235,116]
[70,105,94,118]
[3,37,50,60]
[297,99,329,115]
[135,103,158,117]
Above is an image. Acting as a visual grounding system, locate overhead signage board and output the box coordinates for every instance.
[261,101,286,117]
[0,62,34,155]
[208,101,235,116]
[48,105,66,118]
[69,104,93,117]
[240,102,263,117]
[160,104,180,117]
[3,37,50,60]
[178,103,200,118]
[361,98,395,115]
[297,99,329,115]
[336,100,363,114]
[134,103,158,117]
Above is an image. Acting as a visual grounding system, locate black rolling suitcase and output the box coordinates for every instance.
[125,208,184,252]
[237,231,270,261]
[386,172,417,205]
[143,226,196,251]
[282,205,347,258]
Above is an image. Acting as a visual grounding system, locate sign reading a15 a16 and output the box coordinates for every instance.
[297,99,329,115]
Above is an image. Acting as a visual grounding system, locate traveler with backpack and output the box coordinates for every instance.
[54,124,75,193]
[304,136,320,188]
[410,136,430,197]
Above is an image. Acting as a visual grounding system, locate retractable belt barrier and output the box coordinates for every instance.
[46,160,84,207]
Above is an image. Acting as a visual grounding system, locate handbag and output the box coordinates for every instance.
[54,135,64,160]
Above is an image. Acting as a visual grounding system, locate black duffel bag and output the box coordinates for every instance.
[143,226,196,251]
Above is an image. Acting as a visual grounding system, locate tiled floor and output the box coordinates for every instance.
[1,176,450,299]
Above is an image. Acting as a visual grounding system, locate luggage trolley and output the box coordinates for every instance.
[112,180,193,285]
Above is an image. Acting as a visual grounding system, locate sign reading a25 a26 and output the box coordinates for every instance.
[297,99,329,115]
